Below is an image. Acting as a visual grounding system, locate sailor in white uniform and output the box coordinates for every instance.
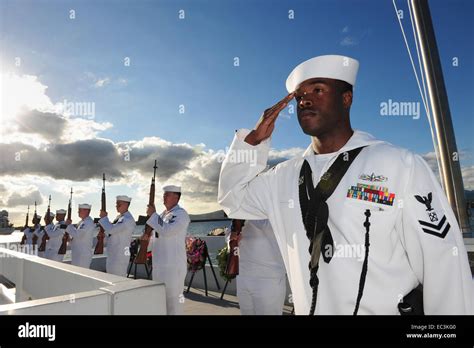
[146,185,190,315]
[218,55,473,315]
[45,209,67,262]
[66,203,97,268]
[34,212,54,258]
[21,215,41,255]
[29,214,42,255]
[234,219,287,315]
[99,195,136,277]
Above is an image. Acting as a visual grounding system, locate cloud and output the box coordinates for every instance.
[340,36,359,46]
[421,151,439,174]
[0,139,121,181]
[1,73,54,119]
[117,137,198,180]
[268,147,305,167]
[16,109,67,141]
[117,78,128,86]
[461,166,474,190]
[421,151,473,190]
[84,72,126,88]
[0,184,7,206]
[94,77,110,88]
[1,73,113,147]
[7,189,44,207]
[339,28,371,47]
[0,136,201,182]
[4,109,111,145]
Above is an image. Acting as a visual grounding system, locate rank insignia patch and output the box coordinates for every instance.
[418,215,450,238]
[347,183,395,206]
[415,192,450,238]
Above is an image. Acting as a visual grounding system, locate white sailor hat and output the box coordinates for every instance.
[56,209,66,215]
[162,185,181,193]
[286,54,359,93]
[34,214,42,219]
[78,203,92,209]
[46,212,55,217]
[116,195,132,202]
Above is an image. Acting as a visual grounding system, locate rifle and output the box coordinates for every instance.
[135,160,157,264]
[20,205,29,245]
[94,174,106,254]
[32,201,38,247]
[225,219,245,277]
[38,195,51,252]
[58,188,73,255]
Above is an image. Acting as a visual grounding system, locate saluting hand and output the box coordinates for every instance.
[66,219,72,225]
[244,92,295,146]
[99,210,107,218]
[147,204,156,217]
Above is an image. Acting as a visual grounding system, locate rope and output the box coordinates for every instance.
[392,0,443,182]
[354,209,371,315]
[392,0,430,114]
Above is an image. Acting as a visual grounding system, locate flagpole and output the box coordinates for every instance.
[411,0,471,233]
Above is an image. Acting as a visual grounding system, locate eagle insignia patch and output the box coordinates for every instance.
[415,192,450,238]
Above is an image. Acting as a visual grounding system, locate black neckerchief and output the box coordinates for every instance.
[298,146,366,315]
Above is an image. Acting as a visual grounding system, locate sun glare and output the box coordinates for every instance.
[0,72,54,122]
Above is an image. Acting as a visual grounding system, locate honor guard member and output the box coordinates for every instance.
[22,215,41,255]
[45,209,67,262]
[65,204,97,268]
[233,219,287,315]
[34,212,54,258]
[218,55,473,315]
[30,214,42,255]
[146,185,190,315]
[99,195,136,276]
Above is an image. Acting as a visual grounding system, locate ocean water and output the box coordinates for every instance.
[133,220,230,238]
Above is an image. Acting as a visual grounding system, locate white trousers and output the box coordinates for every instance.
[153,266,186,315]
[45,248,64,262]
[237,275,287,315]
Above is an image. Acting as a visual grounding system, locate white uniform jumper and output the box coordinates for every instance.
[33,224,52,258]
[99,211,135,277]
[45,221,66,262]
[21,227,36,254]
[218,129,473,315]
[147,204,190,315]
[66,216,96,268]
[237,219,287,315]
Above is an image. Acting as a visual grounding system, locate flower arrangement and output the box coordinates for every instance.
[186,237,208,273]
[216,245,236,282]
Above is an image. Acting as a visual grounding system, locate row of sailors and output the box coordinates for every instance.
[21,186,191,315]
[21,194,139,275]
[22,204,103,268]
[20,186,287,315]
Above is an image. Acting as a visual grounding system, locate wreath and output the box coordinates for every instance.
[186,237,208,273]
[216,245,236,282]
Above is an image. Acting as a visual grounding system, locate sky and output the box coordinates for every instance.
[0,0,473,225]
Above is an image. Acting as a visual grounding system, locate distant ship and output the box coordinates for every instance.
[0,210,15,235]
[0,227,15,235]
